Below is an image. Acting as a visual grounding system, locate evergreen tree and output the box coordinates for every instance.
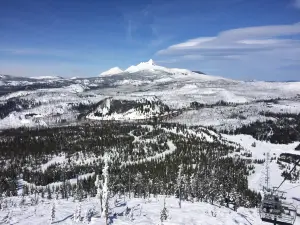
[74,202,82,222]
[176,164,183,208]
[160,198,169,224]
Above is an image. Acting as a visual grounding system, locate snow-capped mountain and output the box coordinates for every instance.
[100,67,123,76]
[125,59,192,75]
[125,59,157,73]
[0,60,299,129]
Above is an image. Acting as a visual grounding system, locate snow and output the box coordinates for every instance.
[64,84,86,93]
[100,67,123,76]
[0,90,33,101]
[124,59,228,81]
[161,126,216,143]
[0,112,48,129]
[121,140,176,167]
[0,195,274,225]
[29,76,62,80]
[113,79,151,86]
[86,97,170,121]
[169,99,300,130]
[0,61,299,130]
[222,134,300,203]
[41,154,66,172]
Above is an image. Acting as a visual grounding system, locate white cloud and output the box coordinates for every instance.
[155,22,300,80]
[171,37,216,48]
[157,22,300,56]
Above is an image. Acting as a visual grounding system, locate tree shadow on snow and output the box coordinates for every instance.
[52,214,73,224]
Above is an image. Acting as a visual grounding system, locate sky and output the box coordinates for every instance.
[0,0,300,81]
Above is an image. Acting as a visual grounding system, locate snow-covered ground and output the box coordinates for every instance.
[223,134,300,208]
[29,76,62,80]
[1,129,300,224]
[170,99,300,130]
[0,195,278,225]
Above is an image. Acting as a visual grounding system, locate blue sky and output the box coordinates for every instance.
[0,0,300,80]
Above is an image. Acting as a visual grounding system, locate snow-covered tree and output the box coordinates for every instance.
[75,179,83,202]
[134,172,143,198]
[50,202,55,223]
[160,198,169,224]
[101,152,110,224]
[95,174,103,215]
[73,202,82,222]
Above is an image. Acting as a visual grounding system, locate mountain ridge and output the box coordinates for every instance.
[100,67,123,76]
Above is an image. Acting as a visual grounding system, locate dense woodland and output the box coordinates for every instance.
[0,122,261,208]
[0,99,41,119]
[221,112,300,144]
[278,153,300,181]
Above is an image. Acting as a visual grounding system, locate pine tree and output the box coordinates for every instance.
[74,202,82,222]
[47,186,52,200]
[176,164,183,208]
[160,198,168,224]
[75,182,83,202]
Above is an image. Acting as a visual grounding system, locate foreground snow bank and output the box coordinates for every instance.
[0,195,267,225]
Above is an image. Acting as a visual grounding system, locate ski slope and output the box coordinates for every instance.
[223,134,300,210]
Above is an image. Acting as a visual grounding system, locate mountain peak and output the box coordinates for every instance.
[137,59,156,67]
[100,67,123,76]
[147,59,155,65]
[125,59,158,73]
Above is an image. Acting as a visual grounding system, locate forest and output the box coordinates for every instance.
[0,122,261,209]
[221,112,300,144]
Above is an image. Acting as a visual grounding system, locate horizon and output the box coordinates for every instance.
[1,0,300,81]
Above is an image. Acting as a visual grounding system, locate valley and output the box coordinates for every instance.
[0,60,300,224]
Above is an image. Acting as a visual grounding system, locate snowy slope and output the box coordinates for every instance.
[0,195,270,225]
[223,134,300,208]
[0,61,299,129]
[100,67,123,76]
[29,76,62,80]
[86,97,172,121]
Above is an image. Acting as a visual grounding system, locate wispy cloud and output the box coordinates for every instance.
[155,22,300,80]
[293,0,300,8]
[158,22,300,57]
